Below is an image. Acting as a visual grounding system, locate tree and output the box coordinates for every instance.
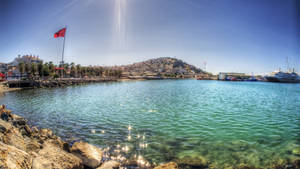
[70,62,76,78]
[31,63,37,77]
[81,67,87,77]
[76,64,81,78]
[63,63,70,77]
[38,62,44,77]
[18,62,25,78]
[25,63,32,78]
[49,62,55,75]
[42,63,50,77]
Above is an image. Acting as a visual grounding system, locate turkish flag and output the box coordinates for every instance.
[54,28,66,38]
[0,73,5,78]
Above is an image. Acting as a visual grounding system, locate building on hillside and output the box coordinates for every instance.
[6,55,43,78]
[0,63,8,74]
[10,55,43,66]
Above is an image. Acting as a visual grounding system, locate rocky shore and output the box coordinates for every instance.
[0,105,179,169]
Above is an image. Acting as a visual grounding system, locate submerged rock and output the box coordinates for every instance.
[154,162,178,169]
[176,155,208,168]
[96,160,120,169]
[32,142,83,169]
[0,141,32,169]
[70,141,103,168]
[292,147,300,156]
[175,151,208,168]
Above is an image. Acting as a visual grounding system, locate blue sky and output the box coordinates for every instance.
[1,0,299,74]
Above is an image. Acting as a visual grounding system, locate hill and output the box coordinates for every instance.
[119,57,208,78]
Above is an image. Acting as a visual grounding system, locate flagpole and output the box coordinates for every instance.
[61,26,67,78]
[61,26,67,66]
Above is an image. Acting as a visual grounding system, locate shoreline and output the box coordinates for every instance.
[3,77,196,90]
[0,82,21,94]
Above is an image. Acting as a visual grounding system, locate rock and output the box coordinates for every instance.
[292,147,300,156]
[32,142,83,169]
[154,162,178,169]
[23,125,32,136]
[12,119,27,127]
[38,128,54,140]
[0,124,6,132]
[0,119,11,132]
[176,155,208,168]
[2,126,26,151]
[0,109,13,121]
[237,163,255,169]
[71,141,103,168]
[0,142,32,169]
[46,138,70,152]
[25,137,42,153]
[31,126,39,133]
[96,160,120,169]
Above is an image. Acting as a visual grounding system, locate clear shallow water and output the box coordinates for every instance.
[1,80,300,168]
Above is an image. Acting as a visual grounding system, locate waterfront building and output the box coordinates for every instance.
[218,72,251,81]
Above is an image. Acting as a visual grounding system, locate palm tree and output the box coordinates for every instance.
[49,61,55,76]
[18,62,25,79]
[43,63,50,77]
[38,62,44,78]
[70,62,76,78]
[76,64,81,78]
[31,63,37,77]
[63,63,70,77]
[25,63,31,78]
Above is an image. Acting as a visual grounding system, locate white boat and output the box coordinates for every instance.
[265,71,300,83]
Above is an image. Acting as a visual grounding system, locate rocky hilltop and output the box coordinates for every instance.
[119,57,207,78]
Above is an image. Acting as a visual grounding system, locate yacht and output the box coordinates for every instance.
[265,70,300,83]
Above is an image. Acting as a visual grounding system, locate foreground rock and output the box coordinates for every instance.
[0,105,84,169]
[96,160,120,169]
[0,142,32,169]
[154,162,178,169]
[71,141,103,168]
[32,142,83,169]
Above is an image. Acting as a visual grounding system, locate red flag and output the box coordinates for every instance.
[0,73,5,78]
[54,28,66,38]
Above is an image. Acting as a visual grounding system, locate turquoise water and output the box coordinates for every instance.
[1,80,300,168]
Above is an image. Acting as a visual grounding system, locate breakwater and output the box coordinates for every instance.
[6,78,119,88]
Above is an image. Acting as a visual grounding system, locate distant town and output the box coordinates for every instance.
[0,55,260,81]
[1,55,300,86]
